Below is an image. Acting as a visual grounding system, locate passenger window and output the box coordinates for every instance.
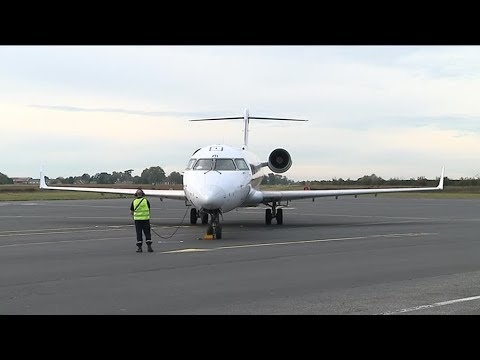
[234,158,249,170]
[215,159,236,171]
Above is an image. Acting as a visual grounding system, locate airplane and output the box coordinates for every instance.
[40,108,445,239]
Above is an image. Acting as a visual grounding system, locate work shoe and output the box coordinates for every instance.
[147,244,154,252]
[136,246,142,253]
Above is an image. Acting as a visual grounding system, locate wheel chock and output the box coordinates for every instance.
[203,234,215,240]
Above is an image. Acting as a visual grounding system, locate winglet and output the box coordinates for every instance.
[40,167,48,189]
[437,166,445,190]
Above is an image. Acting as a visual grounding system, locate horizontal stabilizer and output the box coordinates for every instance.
[249,117,308,121]
[188,116,308,122]
[188,117,244,121]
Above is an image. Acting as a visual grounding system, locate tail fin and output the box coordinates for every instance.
[437,166,445,190]
[40,167,48,189]
[188,108,308,149]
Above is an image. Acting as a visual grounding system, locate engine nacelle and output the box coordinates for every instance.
[267,148,292,173]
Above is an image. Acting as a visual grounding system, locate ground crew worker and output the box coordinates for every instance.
[130,189,153,253]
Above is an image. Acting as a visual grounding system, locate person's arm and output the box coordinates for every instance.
[130,202,134,215]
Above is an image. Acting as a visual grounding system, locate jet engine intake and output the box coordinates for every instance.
[267,148,292,173]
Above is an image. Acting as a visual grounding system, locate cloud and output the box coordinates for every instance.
[2,46,480,180]
[28,104,207,118]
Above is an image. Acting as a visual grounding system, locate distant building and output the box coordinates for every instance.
[11,177,32,184]
[28,179,40,185]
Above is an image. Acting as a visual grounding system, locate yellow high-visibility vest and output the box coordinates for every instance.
[133,197,150,220]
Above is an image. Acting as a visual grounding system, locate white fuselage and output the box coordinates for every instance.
[183,144,265,213]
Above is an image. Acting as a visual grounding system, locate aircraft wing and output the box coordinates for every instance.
[39,171,186,200]
[260,167,445,203]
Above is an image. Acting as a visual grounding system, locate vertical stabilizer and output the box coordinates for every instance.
[40,167,48,189]
[438,166,445,189]
[243,108,249,149]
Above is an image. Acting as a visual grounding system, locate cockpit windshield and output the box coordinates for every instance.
[214,159,236,170]
[190,158,250,171]
[193,159,214,170]
[186,158,196,170]
[234,158,249,170]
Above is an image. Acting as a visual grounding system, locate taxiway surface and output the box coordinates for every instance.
[2,196,480,314]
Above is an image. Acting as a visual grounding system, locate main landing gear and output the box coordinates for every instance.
[265,201,283,225]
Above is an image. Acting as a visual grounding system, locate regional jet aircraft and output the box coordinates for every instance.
[40,109,445,239]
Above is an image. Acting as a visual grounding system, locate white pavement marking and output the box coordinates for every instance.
[161,232,438,254]
[157,225,191,229]
[169,248,208,253]
[66,216,136,219]
[0,215,129,219]
[0,228,126,237]
[0,225,133,234]
[0,216,57,218]
[0,215,184,220]
[0,236,132,248]
[299,213,434,220]
[380,295,480,315]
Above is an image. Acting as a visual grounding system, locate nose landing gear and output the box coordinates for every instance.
[191,208,222,239]
[205,210,222,239]
[190,208,210,225]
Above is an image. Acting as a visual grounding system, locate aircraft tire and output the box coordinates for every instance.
[215,225,222,239]
[265,209,272,225]
[190,208,198,224]
[206,225,214,235]
[276,208,283,225]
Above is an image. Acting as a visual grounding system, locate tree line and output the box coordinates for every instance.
[265,173,478,187]
[1,169,480,187]
[0,172,13,184]
[299,174,472,188]
[0,167,183,185]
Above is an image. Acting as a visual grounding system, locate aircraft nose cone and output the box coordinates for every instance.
[198,186,226,210]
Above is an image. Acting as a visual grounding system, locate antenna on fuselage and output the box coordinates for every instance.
[187,108,308,149]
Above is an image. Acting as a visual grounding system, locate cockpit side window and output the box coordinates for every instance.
[234,158,249,170]
[186,158,196,170]
[193,159,214,170]
[214,159,236,171]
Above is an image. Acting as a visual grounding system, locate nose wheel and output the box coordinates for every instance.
[205,211,222,239]
[201,212,209,224]
[192,208,222,239]
[190,208,210,225]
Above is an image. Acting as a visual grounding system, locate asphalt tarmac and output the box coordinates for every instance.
[2,196,480,314]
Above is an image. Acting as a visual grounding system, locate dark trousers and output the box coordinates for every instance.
[135,220,152,246]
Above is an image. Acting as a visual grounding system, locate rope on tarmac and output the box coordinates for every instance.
[150,206,190,239]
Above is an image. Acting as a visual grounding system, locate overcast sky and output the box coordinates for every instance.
[1,45,479,181]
